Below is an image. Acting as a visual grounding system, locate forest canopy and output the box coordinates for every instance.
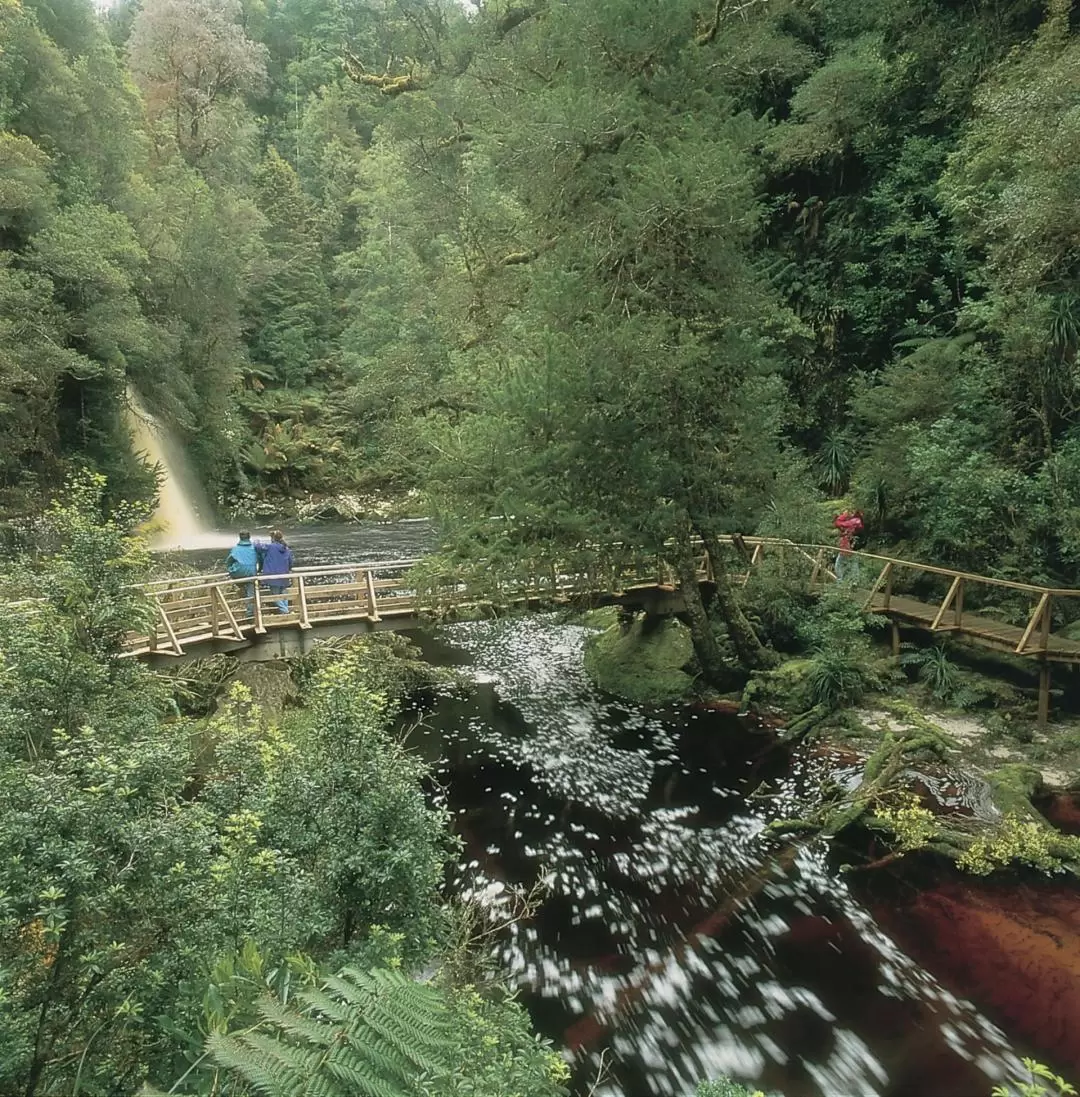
[0,0,1078,586]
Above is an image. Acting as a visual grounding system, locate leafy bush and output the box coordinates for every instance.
[872,791,939,852]
[741,568,817,652]
[899,643,1012,710]
[958,814,1080,876]
[992,1058,1078,1097]
[799,588,886,711]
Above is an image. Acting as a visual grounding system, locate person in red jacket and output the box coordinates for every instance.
[833,510,863,580]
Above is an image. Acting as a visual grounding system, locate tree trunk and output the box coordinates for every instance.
[670,538,727,686]
[696,526,774,670]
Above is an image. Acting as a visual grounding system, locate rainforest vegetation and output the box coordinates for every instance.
[7,0,1080,670]
[1,0,1079,574]
[5,0,1080,1092]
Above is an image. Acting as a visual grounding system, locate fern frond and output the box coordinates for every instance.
[257,995,336,1048]
[204,965,551,1097]
[337,1028,416,1091]
[241,1031,327,1092]
[360,1003,447,1077]
[298,986,354,1026]
[208,1032,291,1097]
[324,968,378,1008]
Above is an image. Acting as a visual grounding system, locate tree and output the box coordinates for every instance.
[398,0,800,674]
[245,147,331,389]
[127,0,267,162]
[0,483,459,1093]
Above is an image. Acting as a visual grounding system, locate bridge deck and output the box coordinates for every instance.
[868,593,1080,663]
[111,536,1080,722]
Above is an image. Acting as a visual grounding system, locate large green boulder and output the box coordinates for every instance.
[583,613,695,704]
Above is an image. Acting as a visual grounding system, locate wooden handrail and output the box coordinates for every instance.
[134,538,1080,599]
[10,533,1080,677]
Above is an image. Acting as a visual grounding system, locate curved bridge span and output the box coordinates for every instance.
[125,537,1080,722]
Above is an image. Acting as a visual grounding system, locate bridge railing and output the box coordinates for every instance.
[126,558,424,656]
[122,535,1080,662]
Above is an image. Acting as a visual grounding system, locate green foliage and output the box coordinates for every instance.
[898,642,1005,710]
[992,1058,1078,1097]
[800,588,884,711]
[0,490,463,1093]
[871,791,938,853]
[266,648,455,961]
[957,813,1080,877]
[197,965,568,1097]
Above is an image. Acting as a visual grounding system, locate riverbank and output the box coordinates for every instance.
[227,487,426,524]
[574,609,1080,1088]
[579,605,1080,875]
[400,614,1039,1096]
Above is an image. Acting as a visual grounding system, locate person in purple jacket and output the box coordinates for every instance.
[259,529,294,614]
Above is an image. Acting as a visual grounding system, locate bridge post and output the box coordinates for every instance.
[253,581,265,634]
[891,620,901,657]
[297,575,311,628]
[1038,662,1051,726]
[365,569,380,621]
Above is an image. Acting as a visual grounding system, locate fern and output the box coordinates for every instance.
[187,964,568,1097]
[204,967,467,1097]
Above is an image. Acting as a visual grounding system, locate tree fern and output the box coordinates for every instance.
[196,965,567,1097]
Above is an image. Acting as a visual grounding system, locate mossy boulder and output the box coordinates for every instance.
[987,763,1045,818]
[742,657,815,713]
[583,613,695,704]
[578,606,620,631]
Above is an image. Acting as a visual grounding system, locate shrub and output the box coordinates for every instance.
[872,791,938,852]
[958,814,1080,875]
[992,1057,1077,1097]
[799,587,885,711]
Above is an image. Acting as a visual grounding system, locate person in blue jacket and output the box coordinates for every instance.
[225,530,261,610]
[260,528,294,615]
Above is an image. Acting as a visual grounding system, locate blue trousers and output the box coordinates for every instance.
[262,578,289,614]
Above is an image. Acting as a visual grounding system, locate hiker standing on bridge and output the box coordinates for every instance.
[833,509,863,580]
[225,530,262,611]
[260,529,294,615]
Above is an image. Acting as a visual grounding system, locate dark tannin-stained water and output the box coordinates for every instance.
[405,616,1033,1097]
[166,525,1071,1095]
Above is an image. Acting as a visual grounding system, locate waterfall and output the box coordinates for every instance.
[125,388,218,549]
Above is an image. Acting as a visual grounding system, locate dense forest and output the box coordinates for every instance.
[4,0,1080,1093]
[2,0,1080,583]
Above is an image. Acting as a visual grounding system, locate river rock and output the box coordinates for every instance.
[583,612,695,704]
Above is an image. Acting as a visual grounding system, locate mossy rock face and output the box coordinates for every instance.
[987,763,1045,817]
[583,614,695,704]
[578,606,620,631]
[218,660,298,724]
[743,657,815,713]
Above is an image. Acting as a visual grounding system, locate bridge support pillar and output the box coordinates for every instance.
[890,621,901,657]
[1038,663,1051,727]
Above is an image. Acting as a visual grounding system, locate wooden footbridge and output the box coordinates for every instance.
[125,538,1080,721]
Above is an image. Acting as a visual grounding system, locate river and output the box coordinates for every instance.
[173,521,1061,1096]
[405,616,1036,1097]
[155,518,436,573]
